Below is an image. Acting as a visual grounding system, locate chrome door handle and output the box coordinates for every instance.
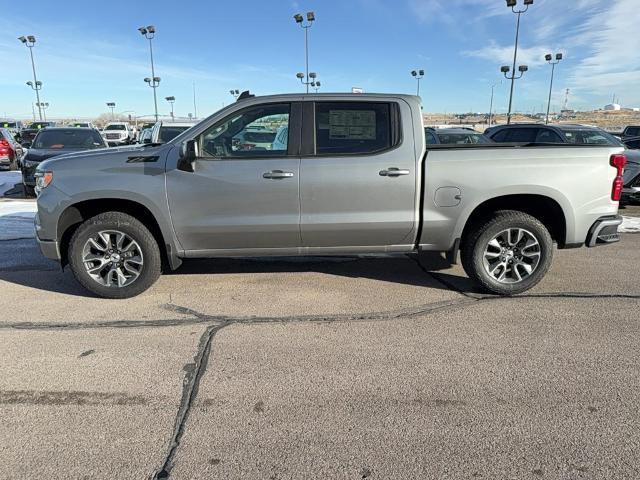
[263,170,294,179]
[379,167,410,177]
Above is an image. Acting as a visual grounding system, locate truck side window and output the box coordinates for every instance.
[200,103,290,158]
[314,102,396,155]
[626,127,640,136]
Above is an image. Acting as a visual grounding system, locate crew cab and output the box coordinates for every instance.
[34,93,626,298]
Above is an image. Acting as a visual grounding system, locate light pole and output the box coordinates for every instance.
[138,25,159,121]
[144,76,161,120]
[311,80,321,93]
[296,72,318,92]
[488,81,501,127]
[18,35,43,121]
[501,65,529,121]
[165,96,175,120]
[293,11,315,93]
[505,0,534,124]
[36,102,49,122]
[411,69,425,96]
[545,53,563,124]
[229,89,240,100]
[106,102,116,120]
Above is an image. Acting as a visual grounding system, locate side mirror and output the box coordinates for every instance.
[21,142,31,149]
[178,139,199,172]
[142,137,152,144]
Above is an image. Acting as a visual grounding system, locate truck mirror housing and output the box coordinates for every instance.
[178,139,199,172]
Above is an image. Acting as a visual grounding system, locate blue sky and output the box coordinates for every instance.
[1,0,638,119]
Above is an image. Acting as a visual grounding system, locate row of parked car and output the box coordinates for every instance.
[3,116,640,204]
[0,119,198,197]
[424,123,640,204]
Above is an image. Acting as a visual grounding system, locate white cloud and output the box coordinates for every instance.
[463,42,555,69]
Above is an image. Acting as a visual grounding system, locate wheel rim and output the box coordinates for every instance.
[81,230,144,288]
[482,228,541,284]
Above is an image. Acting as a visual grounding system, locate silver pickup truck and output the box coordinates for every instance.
[34,93,626,298]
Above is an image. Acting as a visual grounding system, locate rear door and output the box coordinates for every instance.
[299,100,417,248]
[166,102,302,251]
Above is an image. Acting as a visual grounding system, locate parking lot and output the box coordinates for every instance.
[1,181,639,479]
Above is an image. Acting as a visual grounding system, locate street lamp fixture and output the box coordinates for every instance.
[293,11,316,93]
[139,25,159,120]
[311,80,321,93]
[410,69,425,96]
[296,72,319,91]
[36,102,49,121]
[504,0,534,124]
[18,34,44,121]
[544,52,563,124]
[229,89,240,99]
[165,96,175,120]
[106,102,116,120]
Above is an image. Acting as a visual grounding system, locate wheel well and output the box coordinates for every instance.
[58,199,168,268]
[462,194,567,247]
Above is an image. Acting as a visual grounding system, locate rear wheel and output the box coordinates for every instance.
[68,212,161,298]
[461,210,553,295]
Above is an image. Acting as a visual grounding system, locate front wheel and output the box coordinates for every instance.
[461,210,553,295]
[68,212,161,298]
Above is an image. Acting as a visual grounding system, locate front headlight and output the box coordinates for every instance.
[34,171,53,194]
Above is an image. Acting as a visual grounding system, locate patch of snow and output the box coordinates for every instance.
[621,216,640,233]
[0,199,37,240]
[0,170,22,197]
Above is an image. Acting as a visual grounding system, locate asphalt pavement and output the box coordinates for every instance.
[0,214,639,479]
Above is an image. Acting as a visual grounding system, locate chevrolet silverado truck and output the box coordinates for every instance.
[34,93,626,298]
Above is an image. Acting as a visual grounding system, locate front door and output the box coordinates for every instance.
[167,102,301,252]
[300,100,418,248]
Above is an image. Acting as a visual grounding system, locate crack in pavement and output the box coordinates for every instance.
[151,323,229,480]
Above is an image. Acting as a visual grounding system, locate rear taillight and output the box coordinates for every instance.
[610,153,627,201]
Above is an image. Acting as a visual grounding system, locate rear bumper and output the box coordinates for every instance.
[585,215,623,247]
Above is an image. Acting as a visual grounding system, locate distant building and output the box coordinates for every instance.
[604,103,621,111]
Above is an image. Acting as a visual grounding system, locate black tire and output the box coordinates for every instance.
[460,210,553,295]
[68,212,161,298]
[23,184,35,198]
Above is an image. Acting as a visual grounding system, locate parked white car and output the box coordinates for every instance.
[148,121,198,144]
[101,122,134,146]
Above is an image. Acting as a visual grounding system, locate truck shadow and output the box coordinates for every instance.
[168,252,479,293]
[0,243,478,297]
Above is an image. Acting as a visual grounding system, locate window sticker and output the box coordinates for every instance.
[329,110,376,140]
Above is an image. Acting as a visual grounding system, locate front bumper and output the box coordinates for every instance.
[37,237,61,261]
[585,215,623,247]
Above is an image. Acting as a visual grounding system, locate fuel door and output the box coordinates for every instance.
[434,187,462,207]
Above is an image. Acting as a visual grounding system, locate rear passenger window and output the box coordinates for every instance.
[314,102,397,155]
[507,128,537,143]
[626,127,640,136]
[535,129,564,143]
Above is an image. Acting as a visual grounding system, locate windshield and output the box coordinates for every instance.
[560,129,622,146]
[2,122,18,128]
[32,122,52,129]
[436,132,493,144]
[105,124,126,131]
[159,126,191,143]
[33,130,105,149]
[71,123,90,128]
